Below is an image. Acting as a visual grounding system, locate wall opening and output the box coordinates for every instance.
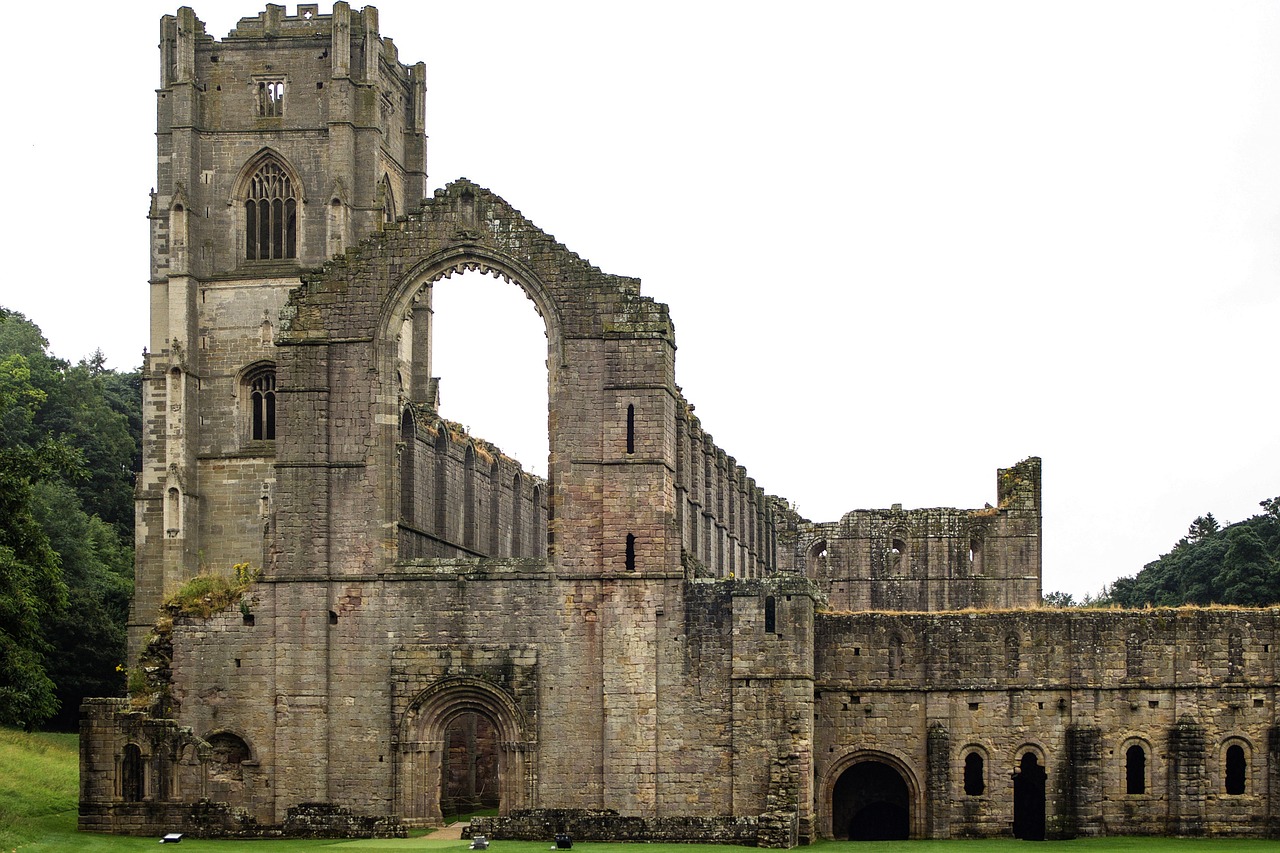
[1013,752,1046,840]
[963,752,985,796]
[121,744,144,802]
[1225,744,1246,795]
[625,533,636,572]
[1125,744,1146,795]
[430,271,549,479]
[626,403,635,454]
[831,760,910,840]
[764,596,777,634]
[440,712,501,820]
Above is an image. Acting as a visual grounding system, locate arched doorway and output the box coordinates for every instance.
[832,760,911,840]
[440,711,501,819]
[1013,751,1046,840]
[397,676,531,826]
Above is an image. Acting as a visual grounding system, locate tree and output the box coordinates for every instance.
[0,351,73,727]
[1186,513,1220,543]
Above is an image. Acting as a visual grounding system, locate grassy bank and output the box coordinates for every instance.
[3,726,1278,851]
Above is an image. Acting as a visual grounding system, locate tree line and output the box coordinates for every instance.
[1044,501,1280,609]
[1,308,137,730]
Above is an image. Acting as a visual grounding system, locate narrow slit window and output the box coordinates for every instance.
[764,596,776,634]
[626,404,635,454]
[625,534,636,571]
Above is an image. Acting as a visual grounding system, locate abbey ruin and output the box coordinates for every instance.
[80,4,1279,843]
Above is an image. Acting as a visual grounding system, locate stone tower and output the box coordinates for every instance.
[134,2,426,650]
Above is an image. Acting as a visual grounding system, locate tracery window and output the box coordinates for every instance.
[245,160,297,260]
[247,367,276,441]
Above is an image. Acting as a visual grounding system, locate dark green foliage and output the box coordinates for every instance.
[0,309,138,729]
[1109,499,1280,608]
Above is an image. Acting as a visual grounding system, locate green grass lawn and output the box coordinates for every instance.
[3,726,1277,852]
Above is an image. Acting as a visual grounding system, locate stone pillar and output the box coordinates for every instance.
[1063,725,1102,838]
[926,722,951,838]
[1168,716,1207,836]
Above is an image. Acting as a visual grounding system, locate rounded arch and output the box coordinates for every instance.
[805,538,828,576]
[1012,744,1048,841]
[396,676,532,825]
[819,748,922,840]
[238,360,278,443]
[960,743,990,797]
[1220,735,1253,795]
[381,248,564,371]
[1119,734,1153,795]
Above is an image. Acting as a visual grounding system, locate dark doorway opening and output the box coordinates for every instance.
[1013,751,1046,840]
[832,760,910,840]
[441,712,500,819]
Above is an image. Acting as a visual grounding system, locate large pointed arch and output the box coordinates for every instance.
[275,179,682,580]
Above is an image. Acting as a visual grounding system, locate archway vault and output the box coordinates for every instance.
[819,748,924,840]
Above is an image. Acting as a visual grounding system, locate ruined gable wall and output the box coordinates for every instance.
[785,458,1041,612]
[814,608,1280,838]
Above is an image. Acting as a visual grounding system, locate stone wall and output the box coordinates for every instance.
[782,458,1042,611]
[814,607,1280,839]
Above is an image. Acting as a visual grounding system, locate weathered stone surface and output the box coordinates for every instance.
[79,3,1278,845]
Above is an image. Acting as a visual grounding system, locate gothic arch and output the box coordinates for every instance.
[276,179,679,578]
[818,747,923,839]
[230,148,305,261]
[395,676,534,825]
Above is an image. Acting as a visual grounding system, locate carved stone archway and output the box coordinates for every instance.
[396,676,534,826]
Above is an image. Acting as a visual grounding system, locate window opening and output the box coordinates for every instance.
[626,404,635,454]
[625,534,636,572]
[963,752,985,796]
[121,744,144,802]
[249,368,277,440]
[1125,744,1146,794]
[431,271,549,479]
[245,160,296,260]
[764,596,776,634]
[257,79,285,116]
[1225,744,1246,795]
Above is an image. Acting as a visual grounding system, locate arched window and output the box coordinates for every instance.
[963,751,985,796]
[121,744,144,802]
[206,732,251,783]
[1225,744,1246,795]
[1125,744,1146,794]
[245,159,297,260]
[246,366,276,441]
[379,175,396,224]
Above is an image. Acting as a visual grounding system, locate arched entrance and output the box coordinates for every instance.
[397,676,532,826]
[1013,751,1046,840]
[440,711,501,818]
[832,760,911,840]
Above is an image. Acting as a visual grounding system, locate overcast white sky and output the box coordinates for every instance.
[5,1,1278,599]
